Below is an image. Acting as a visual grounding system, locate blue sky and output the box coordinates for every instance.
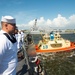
[0,0,75,30]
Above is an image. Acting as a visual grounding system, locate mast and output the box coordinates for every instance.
[35,19,37,27]
[33,19,37,31]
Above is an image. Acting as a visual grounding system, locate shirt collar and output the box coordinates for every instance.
[0,30,7,33]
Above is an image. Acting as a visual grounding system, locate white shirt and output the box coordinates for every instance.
[20,31,24,43]
[0,30,17,75]
[15,33,22,52]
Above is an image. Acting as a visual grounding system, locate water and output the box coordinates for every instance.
[32,33,75,44]
[31,33,75,75]
[61,33,75,42]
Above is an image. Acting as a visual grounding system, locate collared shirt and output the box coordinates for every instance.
[20,31,24,43]
[0,30,17,75]
[15,32,22,52]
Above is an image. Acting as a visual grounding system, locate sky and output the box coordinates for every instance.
[0,0,75,30]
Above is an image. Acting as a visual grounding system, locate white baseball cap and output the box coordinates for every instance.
[1,16,16,24]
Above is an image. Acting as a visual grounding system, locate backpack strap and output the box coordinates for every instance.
[3,33,17,43]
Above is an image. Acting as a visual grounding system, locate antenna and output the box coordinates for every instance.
[35,19,37,26]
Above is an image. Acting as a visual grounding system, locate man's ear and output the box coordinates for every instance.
[5,23,8,27]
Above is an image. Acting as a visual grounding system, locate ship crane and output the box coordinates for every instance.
[33,19,38,31]
[34,19,37,26]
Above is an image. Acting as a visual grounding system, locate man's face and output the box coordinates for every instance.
[7,23,16,34]
[15,29,18,34]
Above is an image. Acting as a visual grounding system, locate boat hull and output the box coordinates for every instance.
[35,44,75,53]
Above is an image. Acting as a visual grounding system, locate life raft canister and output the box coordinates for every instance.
[70,42,75,46]
[35,45,39,50]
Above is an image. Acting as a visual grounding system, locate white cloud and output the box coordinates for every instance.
[38,17,45,23]
[52,14,68,27]
[17,24,30,30]
[46,19,52,25]
[69,15,75,24]
[17,14,75,30]
[28,20,35,26]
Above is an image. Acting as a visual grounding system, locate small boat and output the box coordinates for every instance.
[35,32,75,53]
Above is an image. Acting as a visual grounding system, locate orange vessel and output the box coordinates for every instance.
[35,33,75,53]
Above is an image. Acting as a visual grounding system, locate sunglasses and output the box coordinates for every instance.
[8,23,16,26]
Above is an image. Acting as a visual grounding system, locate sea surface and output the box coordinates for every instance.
[32,33,75,44]
[31,33,75,75]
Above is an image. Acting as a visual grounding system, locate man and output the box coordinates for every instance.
[20,30,25,44]
[0,16,17,75]
[27,34,32,44]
